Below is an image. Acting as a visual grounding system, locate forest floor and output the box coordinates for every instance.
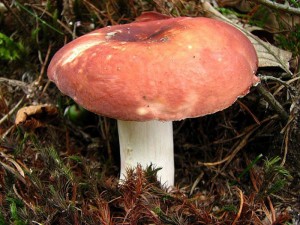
[0,0,299,224]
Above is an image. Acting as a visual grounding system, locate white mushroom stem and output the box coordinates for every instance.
[117,120,174,187]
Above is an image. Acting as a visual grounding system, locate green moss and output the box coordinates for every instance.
[276,24,300,55]
[0,33,25,61]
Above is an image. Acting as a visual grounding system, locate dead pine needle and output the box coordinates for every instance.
[232,187,244,225]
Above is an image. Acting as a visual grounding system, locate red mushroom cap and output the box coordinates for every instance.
[47,12,259,121]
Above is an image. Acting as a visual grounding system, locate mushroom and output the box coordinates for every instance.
[47,12,259,187]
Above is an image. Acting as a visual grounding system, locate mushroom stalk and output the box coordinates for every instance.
[117,120,174,186]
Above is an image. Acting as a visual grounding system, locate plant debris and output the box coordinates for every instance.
[15,104,58,131]
[0,0,299,224]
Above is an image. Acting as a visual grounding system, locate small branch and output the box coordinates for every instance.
[200,124,258,167]
[0,125,14,140]
[0,0,30,34]
[267,196,276,223]
[232,187,244,225]
[23,3,72,36]
[0,77,27,88]
[281,125,290,166]
[37,43,52,85]
[259,74,297,96]
[0,97,24,126]
[251,0,300,16]
[256,83,289,121]
[259,75,289,87]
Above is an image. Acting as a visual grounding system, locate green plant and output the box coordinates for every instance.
[14,1,63,36]
[276,24,300,55]
[0,211,8,225]
[260,156,292,196]
[231,154,263,186]
[218,7,245,18]
[0,33,25,61]
[289,0,300,7]
[7,198,27,225]
[220,205,237,213]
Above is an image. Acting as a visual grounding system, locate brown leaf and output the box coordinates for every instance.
[201,1,293,74]
[15,104,58,131]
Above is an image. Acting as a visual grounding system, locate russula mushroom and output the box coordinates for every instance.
[47,12,259,187]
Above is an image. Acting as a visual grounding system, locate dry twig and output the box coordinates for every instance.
[256,83,289,121]
[0,0,30,33]
[0,97,24,126]
[232,187,244,225]
[251,0,300,16]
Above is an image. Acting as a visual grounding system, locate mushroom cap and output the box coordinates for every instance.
[48,12,259,121]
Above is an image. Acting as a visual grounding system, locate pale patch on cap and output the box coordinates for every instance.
[61,40,103,66]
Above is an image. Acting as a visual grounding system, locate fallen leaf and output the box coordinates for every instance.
[7,158,25,178]
[217,0,300,32]
[0,161,26,184]
[217,0,253,12]
[201,1,293,74]
[15,104,58,131]
[251,38,292,70]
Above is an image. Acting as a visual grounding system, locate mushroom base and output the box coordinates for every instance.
[118,120,174,187]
